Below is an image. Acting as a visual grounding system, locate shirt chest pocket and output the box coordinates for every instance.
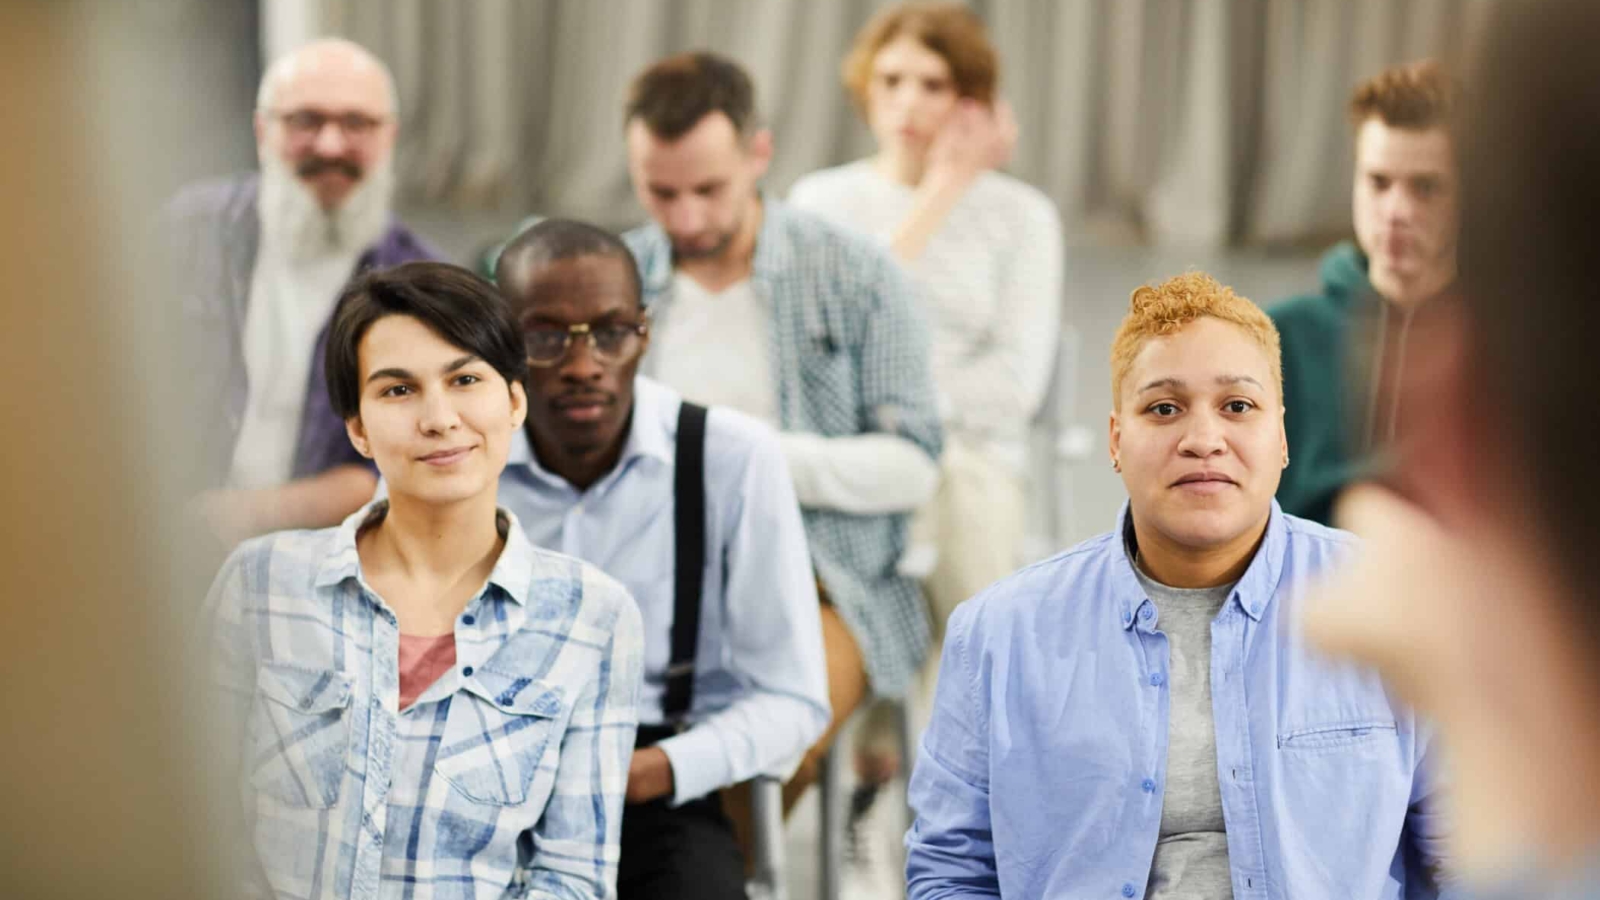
[435,671,570,808]
[1276,668,1400,756]
[249,663,354,809]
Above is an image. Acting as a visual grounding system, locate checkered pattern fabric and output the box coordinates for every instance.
[204,501,643,899]
[624,197,944,697]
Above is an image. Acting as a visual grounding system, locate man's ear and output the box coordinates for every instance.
[345,416,373,459]
[746,128,774,179]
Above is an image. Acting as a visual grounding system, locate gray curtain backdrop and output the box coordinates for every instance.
[293,0,1490,247]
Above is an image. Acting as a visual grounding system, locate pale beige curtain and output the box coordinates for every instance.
[288,0,1492,245]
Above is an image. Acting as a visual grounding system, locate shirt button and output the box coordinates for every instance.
[1149,672,1165,687]
[461,614,476,626]
[1141,778,1156,793]
[462,666,474,677]
[1122,611,1132,624]
[1122,884,1137,898]
[1139,606,1153,620]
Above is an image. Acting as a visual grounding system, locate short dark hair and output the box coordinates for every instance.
[624,51,757,140]
[495,218,643,311]
[324,261,528,419]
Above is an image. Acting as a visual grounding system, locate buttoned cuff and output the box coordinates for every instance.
[656,725,733,806]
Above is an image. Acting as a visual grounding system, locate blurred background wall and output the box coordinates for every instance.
[272,0,1489,246]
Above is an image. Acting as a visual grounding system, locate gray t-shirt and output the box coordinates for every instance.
[1131,551,1236,900]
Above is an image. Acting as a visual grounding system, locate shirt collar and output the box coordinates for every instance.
[312,499,538,606]
[1113,500,1288,629]
[639,191,790,295]
[507,374,676,483]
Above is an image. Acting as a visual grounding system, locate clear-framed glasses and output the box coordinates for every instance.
[269,108,389,139]
[524,320,649,367]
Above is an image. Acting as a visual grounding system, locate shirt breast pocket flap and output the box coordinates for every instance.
[437,671,569,808]
[1277,719,1397,754]
[249,663,354,809]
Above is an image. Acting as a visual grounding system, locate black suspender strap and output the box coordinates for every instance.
[664,401,708,722]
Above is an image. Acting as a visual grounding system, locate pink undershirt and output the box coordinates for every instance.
[398,632,457,710]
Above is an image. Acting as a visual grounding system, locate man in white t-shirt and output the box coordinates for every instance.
[163,38,436,548]
[623,52,945,828]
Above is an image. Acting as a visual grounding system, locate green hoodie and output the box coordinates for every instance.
[1270,241,1409,525]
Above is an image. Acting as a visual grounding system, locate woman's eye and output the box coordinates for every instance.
[380,384,411,398]
[1225,400,1256,414]
[1150,402,1180,417]
[454,373,482,387]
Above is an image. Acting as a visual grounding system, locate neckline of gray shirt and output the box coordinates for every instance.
[1127,535,1237,900]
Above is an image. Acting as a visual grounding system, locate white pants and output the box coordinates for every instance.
[861,439,1026,764]
[912,437,1028,639]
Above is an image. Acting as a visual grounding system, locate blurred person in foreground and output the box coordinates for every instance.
[1306,3,1600,898]
[906,273,1457,899]
[165,38,436,548]
[1270,59,1460,525]
[203,263,642,899]
[787,9,1062,881]
[492,219,830,900]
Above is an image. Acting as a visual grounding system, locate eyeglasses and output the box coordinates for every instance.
[525,320,649,367]
[269,108,390,139]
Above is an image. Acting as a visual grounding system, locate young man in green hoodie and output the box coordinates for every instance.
[1271,59,1459,524]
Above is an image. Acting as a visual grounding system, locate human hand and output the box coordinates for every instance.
[625,746,676,804]
[927,98,1017,183]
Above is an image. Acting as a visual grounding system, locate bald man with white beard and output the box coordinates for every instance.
[165,39,437,547]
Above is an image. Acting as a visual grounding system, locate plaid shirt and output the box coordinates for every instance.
[204,501,643,899]
[623,197,944,697]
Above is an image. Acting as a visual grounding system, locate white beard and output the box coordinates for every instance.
[258,153,395,261]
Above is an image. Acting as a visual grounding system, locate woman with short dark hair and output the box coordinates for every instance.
[203,261,643,899]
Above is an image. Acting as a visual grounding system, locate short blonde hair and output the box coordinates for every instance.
[841,2,997,116]
[1109,272,1282,406]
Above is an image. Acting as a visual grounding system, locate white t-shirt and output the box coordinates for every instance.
[644,273,778,428]
[789,161,1064,473]
[226,238,360,490]
[643,270,937,516]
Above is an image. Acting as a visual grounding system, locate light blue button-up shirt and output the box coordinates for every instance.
[496,375,831,805]
[906,502,1459,899]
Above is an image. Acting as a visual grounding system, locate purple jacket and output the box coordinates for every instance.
[163,174,437,489]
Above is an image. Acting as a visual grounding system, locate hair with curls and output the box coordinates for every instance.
[841,1,997,116]
[1348,58,1457,132]
[1109,272,1282,407]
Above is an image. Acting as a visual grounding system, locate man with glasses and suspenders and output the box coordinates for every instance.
[491,219,830,900]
